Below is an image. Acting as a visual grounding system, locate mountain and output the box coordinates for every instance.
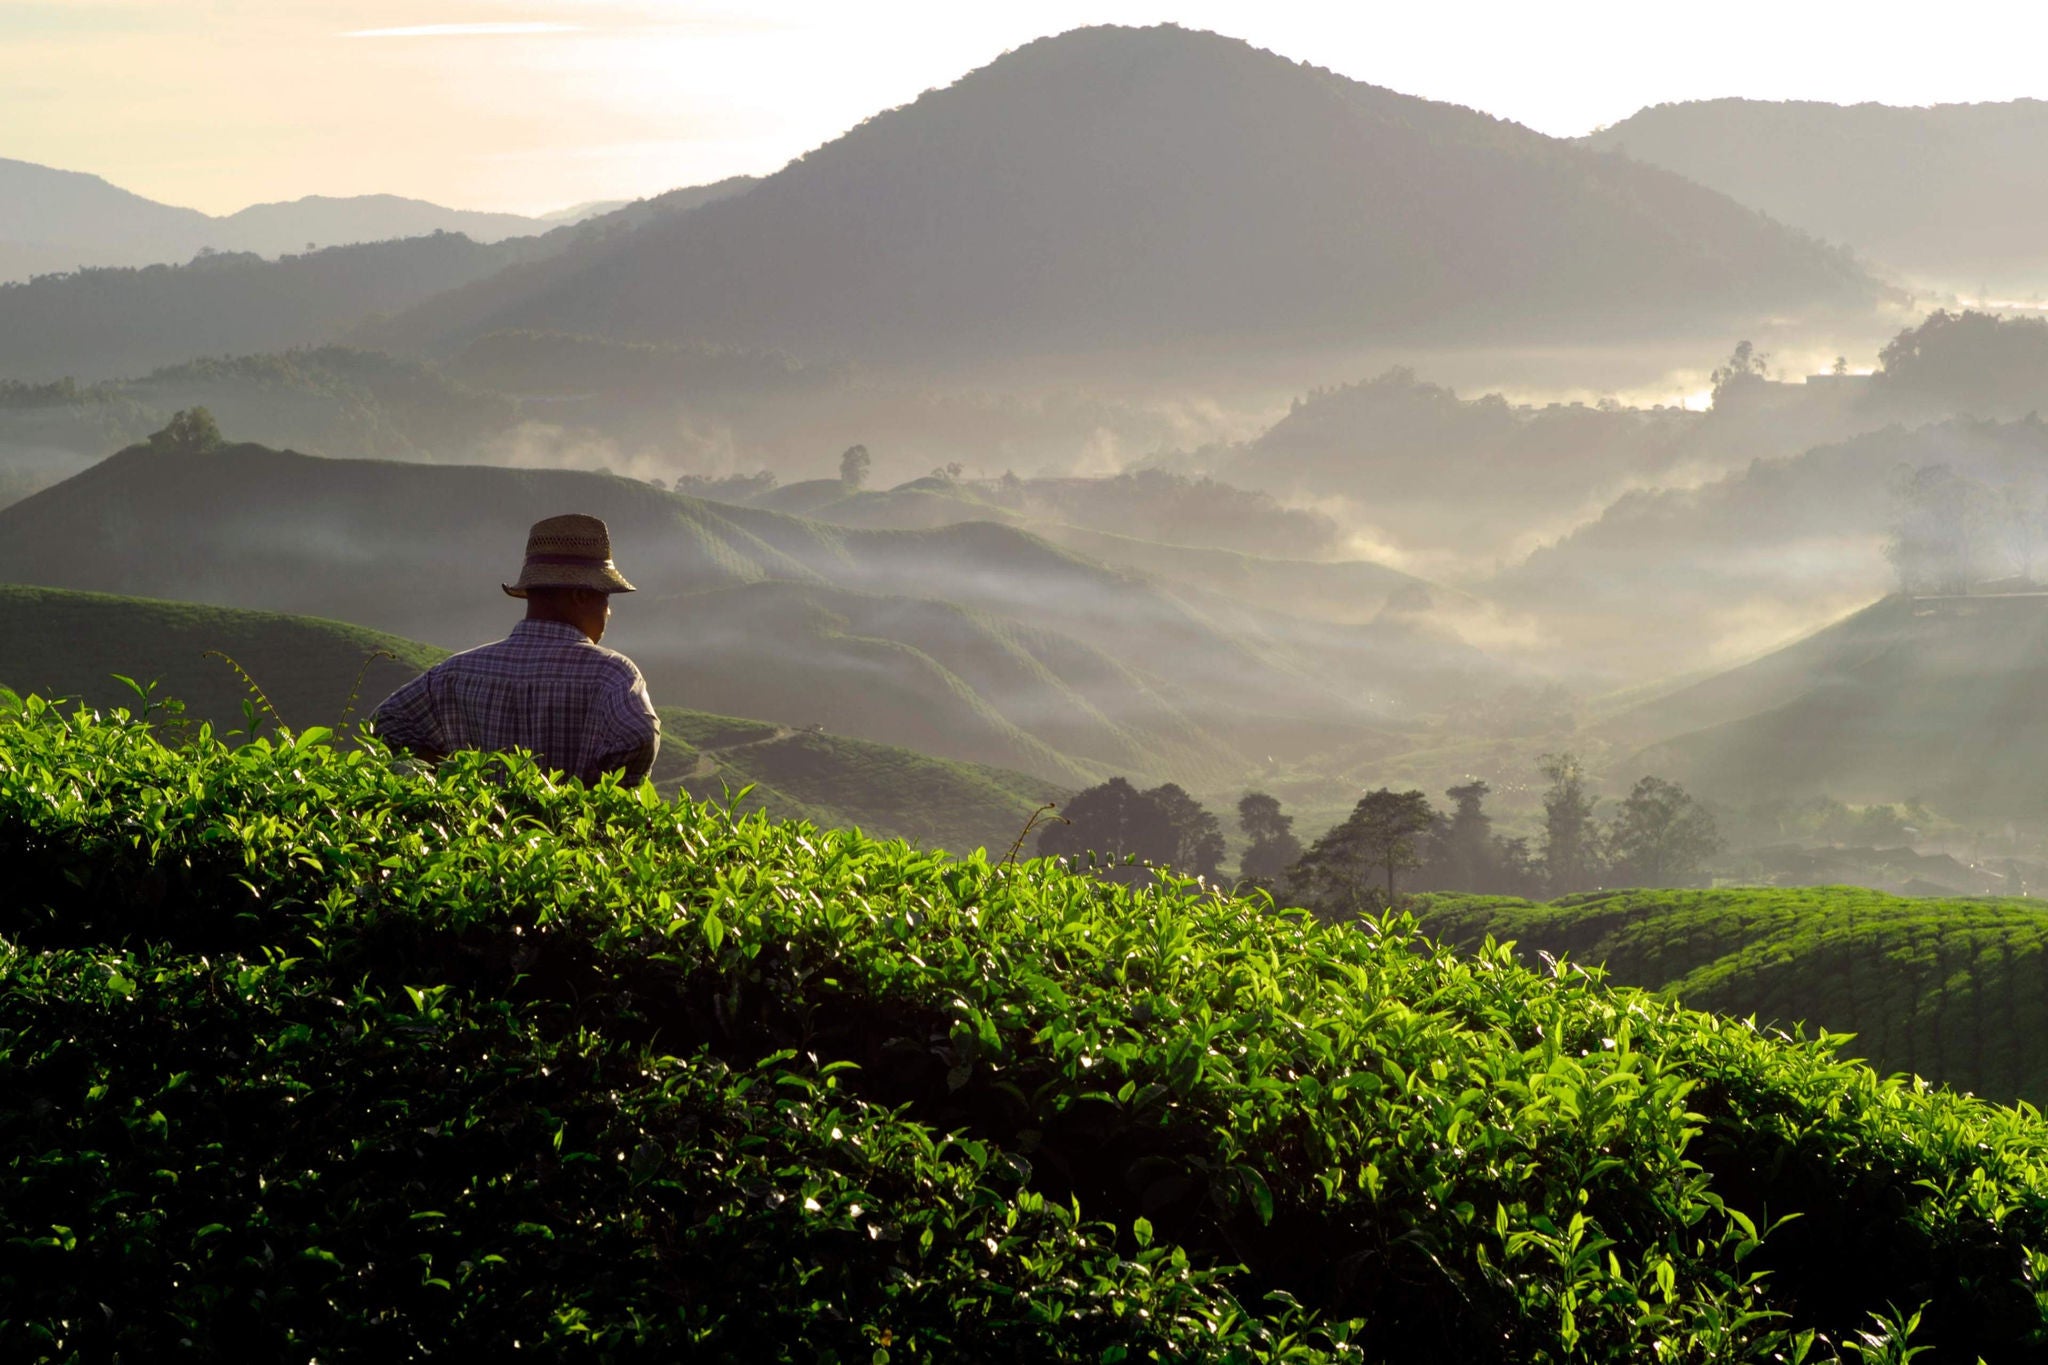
[0,157,211,283]
[0,156,617,283]
[1608,593,2048,817]
[0,441,1478,784]
[0,177,758,382]
[1585,99,2048,289]
[377,24,1880,364]
[0,234,543,383]
[0,584,1059,852]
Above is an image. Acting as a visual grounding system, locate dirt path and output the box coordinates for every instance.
[685,725,801,778]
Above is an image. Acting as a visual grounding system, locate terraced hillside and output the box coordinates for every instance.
[1415,887,2048,1106]
[0,584,436,733]
[5,705,2048,1358]
[0,441,1475,782]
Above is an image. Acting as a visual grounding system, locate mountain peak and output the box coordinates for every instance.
[390,25,1877,363]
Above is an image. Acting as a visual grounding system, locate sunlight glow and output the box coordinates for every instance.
[344,22,584,38]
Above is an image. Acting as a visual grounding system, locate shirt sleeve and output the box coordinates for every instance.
[369,669,448,760]
[592,664,661,784]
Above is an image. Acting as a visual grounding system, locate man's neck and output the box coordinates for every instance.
[522,613,595,642]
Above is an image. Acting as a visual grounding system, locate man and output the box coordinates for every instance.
[372,513,661,785]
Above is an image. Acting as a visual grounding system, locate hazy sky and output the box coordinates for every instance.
[9,0,2048,216]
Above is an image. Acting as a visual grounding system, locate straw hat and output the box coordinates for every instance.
[501,513,637,597]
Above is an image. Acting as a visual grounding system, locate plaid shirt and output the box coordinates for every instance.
[372,620,661,785]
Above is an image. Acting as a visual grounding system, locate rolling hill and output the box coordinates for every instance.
[0,441,1470,784]
[0,584,1059,852]
[0,584,436,733]
[1611,592,2048,818]
[1416,887,2048,1107]
[377,24,1880,364]
[1586,98,2048,289]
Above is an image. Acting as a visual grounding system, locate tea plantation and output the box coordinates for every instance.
[1414,888,2048,1108]
[8,698,2048,1361]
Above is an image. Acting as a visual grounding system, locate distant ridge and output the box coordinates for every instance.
[380,24,1881,363]
[1586,99,2048,286]
[0,178,756,381]
[0,156,659,283]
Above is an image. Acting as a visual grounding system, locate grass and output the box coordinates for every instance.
[1414,887,2048,1107]
[5,698,2048,1359]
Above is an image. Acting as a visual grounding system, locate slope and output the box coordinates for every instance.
[0,584,436,734]
[7,710,2048,1359]
[1587,98,2048,288]
[1416,887,2048,1106]
[650,705,1066,855]
[382,24,1879,363]
[1617,593,2048,817]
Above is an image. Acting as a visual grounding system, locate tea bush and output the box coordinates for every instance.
[1415,888,2048,1107]
[5,696,2048,1361]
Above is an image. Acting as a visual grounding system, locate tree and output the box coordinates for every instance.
[1291,788,1436,911]
[838,444,871,490]
[1607,776,1723,886]
[1428,780,1497,890]
[146,407,224,455]
[1145,783,1224,881]
[1886,464,1999,594]
[1709,339,1772,406]
[1235,791,1301,886]
[1036,777,1176,885]
[1538,753,1604,895]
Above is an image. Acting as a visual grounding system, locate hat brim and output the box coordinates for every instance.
[502,561,637,598]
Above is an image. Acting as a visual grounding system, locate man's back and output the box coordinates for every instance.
[373,618,661,785]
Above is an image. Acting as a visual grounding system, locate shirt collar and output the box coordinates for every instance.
[509,618,593,645]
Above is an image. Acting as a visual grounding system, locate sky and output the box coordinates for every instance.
[7,0,2048,216]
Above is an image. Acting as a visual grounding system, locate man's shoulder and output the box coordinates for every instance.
[443,626,645,685]
[581,640,648,686]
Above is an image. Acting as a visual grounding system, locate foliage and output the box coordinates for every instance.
[1414,885,2048,1108]
[1877,309,2048,417]
[1539,753,1605,896]
[1236,791,1302,886]
[1885,463,2009,594]
[143,406,224,455]
[1709,340,1772,405]
[3,705,2048,1358]
[1036,776,1222,884]
[1606,777,1724,888]
[1288,788,1436,909]
[840,443,872,491]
